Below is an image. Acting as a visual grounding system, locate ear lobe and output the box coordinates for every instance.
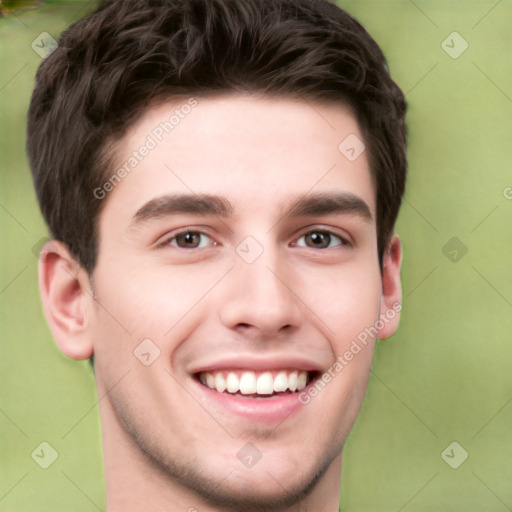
[39,240,94,360]
[377,235,403,340]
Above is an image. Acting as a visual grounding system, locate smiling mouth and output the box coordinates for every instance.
[196,369,317,398]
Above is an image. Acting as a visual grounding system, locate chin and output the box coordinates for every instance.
[185,460,330,512]
[170,442,337,512]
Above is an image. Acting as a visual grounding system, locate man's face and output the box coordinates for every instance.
[85,95,400,507]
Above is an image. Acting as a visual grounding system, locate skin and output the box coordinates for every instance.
[39,95,402,512]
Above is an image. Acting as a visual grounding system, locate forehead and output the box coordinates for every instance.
[101,94,375,225]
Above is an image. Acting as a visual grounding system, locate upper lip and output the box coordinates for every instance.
[189,355,324,374]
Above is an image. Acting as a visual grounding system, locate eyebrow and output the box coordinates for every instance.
[287,192,372,221]
[130,191,372,226]
[132,194,233,224]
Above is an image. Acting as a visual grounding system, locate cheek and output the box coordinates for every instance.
[292,259,382,346]
[91,257,229,337]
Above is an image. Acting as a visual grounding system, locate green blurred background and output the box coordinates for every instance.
[1,1,511,510]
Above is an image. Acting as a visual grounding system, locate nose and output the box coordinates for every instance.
[218,246,302,338]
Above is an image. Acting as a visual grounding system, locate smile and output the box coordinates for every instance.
[198,369,313,397]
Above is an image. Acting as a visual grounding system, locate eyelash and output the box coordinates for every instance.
[160,228,351,250]
[293,230,349,249]
[164,230,217,250]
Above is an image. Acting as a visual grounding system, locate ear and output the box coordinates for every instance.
[377,235,402,339]
[39,240,94,360]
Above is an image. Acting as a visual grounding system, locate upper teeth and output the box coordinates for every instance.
[199,370,308,395]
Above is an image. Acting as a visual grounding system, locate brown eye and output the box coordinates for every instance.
[170,231,211,249]
[297,230,344,249]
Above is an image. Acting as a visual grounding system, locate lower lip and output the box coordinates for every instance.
[193,378,309,423]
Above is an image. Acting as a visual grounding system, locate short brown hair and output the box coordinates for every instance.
[27,0,407,273]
